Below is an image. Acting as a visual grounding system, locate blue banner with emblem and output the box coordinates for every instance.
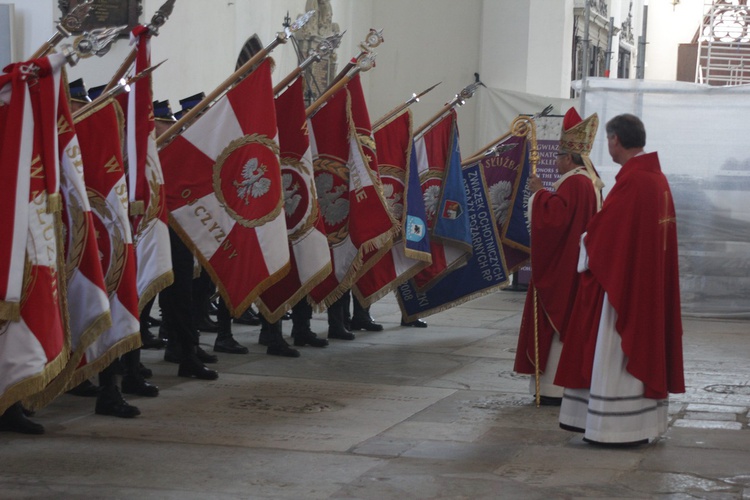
[403,140,431,259]
[397,161,509,321]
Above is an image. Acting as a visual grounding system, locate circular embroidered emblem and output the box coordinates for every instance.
[87,188,126,296]
[281,161,311,236]
[314,158,350,244]
[419,170,443,226]
[213,134,282,229]
[379,165,406,222]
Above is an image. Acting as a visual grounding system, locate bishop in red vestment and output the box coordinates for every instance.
[515,108,603,405]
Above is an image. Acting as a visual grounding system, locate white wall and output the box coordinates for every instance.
[644,0,704,81]
[4,0,54,61]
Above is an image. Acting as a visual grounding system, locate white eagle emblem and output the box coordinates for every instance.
[233,158,271,205]
[282,172,302,216]
[423,184,441,223]
[316,172,349,226]
[489,180,513,225]
[383,183,404,220]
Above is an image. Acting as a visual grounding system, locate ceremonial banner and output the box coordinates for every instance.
[127,25,173,308]
[25,79,116,409]
[0,65,33,322]
[482,133,532,272]
[160,59,290,316]
[412,111,472,291]
[354,109,431,307]
[0,55,69,413]
[308,75,397,307]
[256,78,331,321]
[397,162,509,320]
[70,98,140,385]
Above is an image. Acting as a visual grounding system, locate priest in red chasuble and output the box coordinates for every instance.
[555,113,685,446]
[514,108,603,405]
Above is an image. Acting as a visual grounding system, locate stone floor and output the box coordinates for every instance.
[1,290,749,499]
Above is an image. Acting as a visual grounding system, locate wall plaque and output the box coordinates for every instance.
[60,0,142,35]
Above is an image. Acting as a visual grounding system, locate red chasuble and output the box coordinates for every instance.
[555,152,685,399]
[514,169,599,375]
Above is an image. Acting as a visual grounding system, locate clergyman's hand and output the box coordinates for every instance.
[528,175,544,194]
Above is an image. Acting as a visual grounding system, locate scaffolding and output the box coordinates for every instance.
[696,0,750,85]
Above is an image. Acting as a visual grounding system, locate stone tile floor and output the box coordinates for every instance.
[0,290,748,499]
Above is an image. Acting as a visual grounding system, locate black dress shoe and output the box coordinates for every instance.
[194,315,219,333]
[0,403,44,435]
[234,308,261,326]
[350,317,384,332]
[328,328,355,340]
[281,311,292,321]
[66,379,100,397]
[141,329,167,349]
[178,357,219,380]
[266,342,300,357]
[292,329,329,348]
[95,387,141,418]
[401,318,428,328]
[121,376,159,397]
[139,362,153,379]
[214,336,249,354]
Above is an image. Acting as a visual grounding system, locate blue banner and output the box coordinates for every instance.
[403,140,431,258]
[433,127,472,250]
[397,162,509,321]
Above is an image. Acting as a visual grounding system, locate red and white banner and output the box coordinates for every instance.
[0,64,34,322]
[307,75,397,307]
[58,74,112,353]
[354,109,431,306]
[160,59,290,316]
[71,98,140,384]
[127,25,173,308]
[256,78,331,321]
[0,55,69,413]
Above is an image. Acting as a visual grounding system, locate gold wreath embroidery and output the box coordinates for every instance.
[213,133,283,229]
[87,188,127,296]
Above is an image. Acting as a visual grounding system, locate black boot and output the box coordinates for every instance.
[328,296,355,340]
[0,402,44,434]
[258,315,272,345]
[95,386,141,418]
[291,300,328,347]
[213,298,249,354]
[140,298,167,349]
[96,363,140,418]
[266,321,300,357]
[351,297,383,331]
[178,347,219,380]
[121,350,159,397]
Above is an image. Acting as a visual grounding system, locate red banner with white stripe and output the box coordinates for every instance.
[160,59,290,316]
[0,55,70,413]
[308,75,397,307]
[127,25,173,308]
[71,98,140,384]
[256,78,331,320]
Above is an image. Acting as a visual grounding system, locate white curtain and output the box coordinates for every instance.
[578,78,750,318]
